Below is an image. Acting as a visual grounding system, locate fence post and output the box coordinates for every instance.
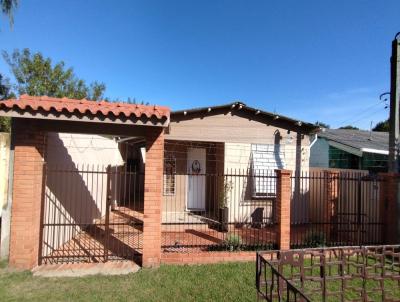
[379,173,400,244]
[275,169,292,250]
[324,170,339,243]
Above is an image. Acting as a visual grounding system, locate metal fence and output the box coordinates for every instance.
[256,245,400,302]
[290,171,383,248]
[162,171,278,253]
[40,164,144,264]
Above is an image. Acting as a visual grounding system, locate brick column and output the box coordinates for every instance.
[9,125,46,269]
[275,169,292,250]
[142,128,164,267]
[324,170,339,242]
[379,173,400,244]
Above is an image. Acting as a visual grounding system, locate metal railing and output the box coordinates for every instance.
[162,170,278,253]
[256,245,400,301]
[290,171,383,248]
[40,164,144,264]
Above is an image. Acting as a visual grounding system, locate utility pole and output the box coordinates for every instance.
[388,33,400,172]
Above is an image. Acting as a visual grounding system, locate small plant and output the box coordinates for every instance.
[304,232,326,248]
[218,178,233,208]
[224,233,242,251]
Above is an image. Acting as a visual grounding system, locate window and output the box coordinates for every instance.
[163,156,176,195]
[251,144,285,198]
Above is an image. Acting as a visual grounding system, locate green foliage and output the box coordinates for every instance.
[304,232,326,248]
[372,119,389,132]
[3,49,106,100]
[315,121,330,129]
[224,233,242,251]
[106,96,150,105]
[0,74,14,132]
[339,125,359,130]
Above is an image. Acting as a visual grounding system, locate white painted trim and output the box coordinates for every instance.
[361,148,389,155]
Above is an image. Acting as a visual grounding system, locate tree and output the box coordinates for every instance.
[315,121,330,129]
[0,74,14,131]
[0,0,18,131]
[3,49,106,100]
[339,125,359,130]
[1,0,18,27]
[372,119,389,132]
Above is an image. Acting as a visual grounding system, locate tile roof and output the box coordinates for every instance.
[0,94,170,121]
[318,129,389,152]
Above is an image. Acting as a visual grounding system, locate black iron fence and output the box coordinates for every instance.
[162,170,278,253]
[256,245,400,301]
[40,164,144,264]
[290,171,383,248]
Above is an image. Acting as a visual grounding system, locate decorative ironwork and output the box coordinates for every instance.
[256,245,400,301]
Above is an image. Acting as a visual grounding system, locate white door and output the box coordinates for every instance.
[187,148,206,211]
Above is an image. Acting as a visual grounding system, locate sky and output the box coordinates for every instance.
[0,0,399,129]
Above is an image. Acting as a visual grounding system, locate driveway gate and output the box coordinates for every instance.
[39,164,144,264]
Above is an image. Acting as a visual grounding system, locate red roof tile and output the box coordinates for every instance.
[0,95,170,121]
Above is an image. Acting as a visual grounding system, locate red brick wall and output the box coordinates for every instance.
[142,128,164,267]
[161,251,255,265]
[275,169,291,250]
[9,127,46,269]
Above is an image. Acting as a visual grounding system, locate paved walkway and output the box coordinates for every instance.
[32,261,140,277]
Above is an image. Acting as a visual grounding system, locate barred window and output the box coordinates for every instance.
[251,144,285,198]
[163,156,176,195]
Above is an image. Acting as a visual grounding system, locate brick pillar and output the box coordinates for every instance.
[142,128,164,267]
[379,173,400,244]
[9,125,46,269]
[275,169,292,250]
[324,170,339,242]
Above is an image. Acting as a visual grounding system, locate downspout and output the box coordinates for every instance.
[0,125,15,260]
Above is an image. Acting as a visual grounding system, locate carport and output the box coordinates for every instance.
[0,95,169,269]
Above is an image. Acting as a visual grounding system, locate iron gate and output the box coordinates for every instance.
[291,171,384,248]
[39,164,144,264]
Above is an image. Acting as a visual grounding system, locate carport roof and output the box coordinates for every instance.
[0,95,170,126]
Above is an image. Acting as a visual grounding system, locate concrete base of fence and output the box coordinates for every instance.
[161,251,256,265]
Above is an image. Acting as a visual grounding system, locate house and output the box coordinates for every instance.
[0,95,323,268]
[161,102,317,227]
[310,129,389,173]
[0,95,395,270]
[45,101,318,228]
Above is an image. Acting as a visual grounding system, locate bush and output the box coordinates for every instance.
[224,233,242,251]
[304,232,326,248]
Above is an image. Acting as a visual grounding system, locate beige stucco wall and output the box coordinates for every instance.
[42,133,123,256]
[0,133,10,217]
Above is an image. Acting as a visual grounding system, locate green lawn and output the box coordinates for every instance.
[0,262,257,302]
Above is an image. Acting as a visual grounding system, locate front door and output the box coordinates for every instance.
[187,148,206,211]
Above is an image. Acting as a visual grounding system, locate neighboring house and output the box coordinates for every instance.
[310,129,388,173]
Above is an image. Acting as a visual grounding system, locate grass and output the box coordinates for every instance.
[0,262,257,302]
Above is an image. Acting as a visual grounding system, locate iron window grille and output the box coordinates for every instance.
[163,156,176,195]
